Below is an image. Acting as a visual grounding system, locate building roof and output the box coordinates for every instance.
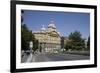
[41,25,46,31]
[48,20,56,29]
[33,20,61,36]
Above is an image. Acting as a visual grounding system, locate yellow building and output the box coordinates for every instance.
[33,21,61,53]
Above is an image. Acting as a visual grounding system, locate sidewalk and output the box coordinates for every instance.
[26,53,33,62]
[31,54,36,62]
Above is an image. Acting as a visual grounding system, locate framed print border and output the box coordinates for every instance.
[10,0,97,72]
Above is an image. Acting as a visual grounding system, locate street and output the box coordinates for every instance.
[33,53,90,62]
[22,52,90,63]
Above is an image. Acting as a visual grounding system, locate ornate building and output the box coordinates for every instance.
[33,21,61,53]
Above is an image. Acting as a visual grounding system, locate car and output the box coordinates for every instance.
[54,51,58,53]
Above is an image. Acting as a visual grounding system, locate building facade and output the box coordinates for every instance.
[33,21,61,53]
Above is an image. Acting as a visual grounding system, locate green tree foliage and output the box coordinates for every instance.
[87,36,90,50]
[69,31,82,42]
[21,24,39,52]
[21,10,39,53]
[33,39,39,52]
[65,31,85,51]
[21,24,30,50]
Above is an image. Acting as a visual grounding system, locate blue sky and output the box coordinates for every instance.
[22,10,90,39]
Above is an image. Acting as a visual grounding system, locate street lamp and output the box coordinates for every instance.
[29,41,33,53]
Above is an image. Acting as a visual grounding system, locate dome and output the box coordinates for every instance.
[48,21,56,29]
[57,32,60,35]
[41,25,46,31]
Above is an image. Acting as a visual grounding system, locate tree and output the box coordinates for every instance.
[64,40,72,51]
[21,24,39,52]
[65,31,85,51]
[21,11,39,52]
[87,36,90,50]
[68,31,82,42]
[21,24,30,50]
[33,39,39,52]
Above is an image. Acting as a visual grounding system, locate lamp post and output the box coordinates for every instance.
[29,41,33,53]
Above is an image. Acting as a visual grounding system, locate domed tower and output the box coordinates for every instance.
[47,20,56,32]
[41,25,46,32]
